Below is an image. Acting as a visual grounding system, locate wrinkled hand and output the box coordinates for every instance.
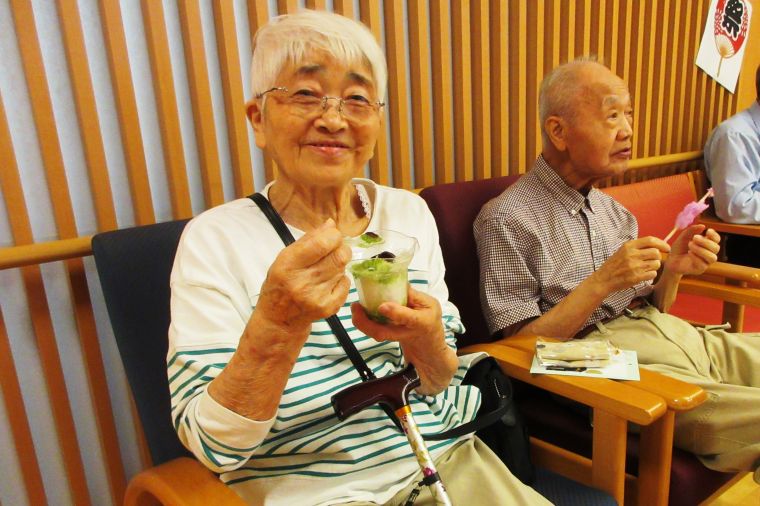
[664,225,720,276]
[256,219,351,332]
[353,287,457,395]
[351,286,445,348]
[592,237,670,293]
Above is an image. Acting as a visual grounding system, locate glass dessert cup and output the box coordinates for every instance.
[346,230,419,323]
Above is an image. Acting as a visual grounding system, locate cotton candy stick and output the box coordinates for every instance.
[663,188,714,242]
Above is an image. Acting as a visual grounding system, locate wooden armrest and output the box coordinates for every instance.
[125,457,246,506]
[698,214,760,238]
[680,277,760,306]
[624,369,706,411]
[489,335,706,412]
[700,261,760,287]
[461,341,666,425]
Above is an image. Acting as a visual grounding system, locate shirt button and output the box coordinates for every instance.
[571,210,577,215]
[591,229,597,237]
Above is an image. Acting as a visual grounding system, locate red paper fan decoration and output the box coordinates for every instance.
[713,0,750,76]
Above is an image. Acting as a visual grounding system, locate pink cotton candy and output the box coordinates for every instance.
[664,188,714,242]
[674,200,710,229]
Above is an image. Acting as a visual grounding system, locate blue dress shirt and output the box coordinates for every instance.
[704,101,760,224]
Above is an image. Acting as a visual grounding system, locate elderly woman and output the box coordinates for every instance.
[167,10,547,505]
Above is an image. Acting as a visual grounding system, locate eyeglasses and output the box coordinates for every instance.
[255,86,384,123]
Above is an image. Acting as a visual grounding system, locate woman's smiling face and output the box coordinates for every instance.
[248,51,382,190]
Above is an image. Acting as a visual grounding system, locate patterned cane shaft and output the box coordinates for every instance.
[396,406,453,506]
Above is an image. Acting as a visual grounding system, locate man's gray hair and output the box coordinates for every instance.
[538,55,604,145]
[250,10,387,102]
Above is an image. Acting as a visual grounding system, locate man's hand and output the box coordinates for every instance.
[591,236,671,293]
[664,225,720,276]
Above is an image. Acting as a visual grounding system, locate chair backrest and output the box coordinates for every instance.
[419,175,521,346]
[92,219,191,465]
[601,172,698,238]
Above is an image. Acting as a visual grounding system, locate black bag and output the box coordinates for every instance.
[249,193,535,484]
[463,357,535,485]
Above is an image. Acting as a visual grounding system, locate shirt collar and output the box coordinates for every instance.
[534,155,600,216]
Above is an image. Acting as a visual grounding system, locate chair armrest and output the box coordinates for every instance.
[702,261,760,286]
[461,341,666,425]
[125,457,246,506]
[698,214,760,238]
[680,276,760,307]
[485,334,707,412]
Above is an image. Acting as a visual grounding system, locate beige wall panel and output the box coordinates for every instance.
[676,0,694,153]
[526,0,543,163]
[180,0,225,208]
[452,0,473,181]
[490,0,509,178]
[143,0,192,219]
[359,0,390,186]
[98,0,156,225]
[10,4,127,504]
[333,0,356,18]
[0,84,90,506]
[278,0,300,13]
[57,0,117,231]
[383,0,412,189]
[0,101,47,506]
[1,3,751,505]
[305,0,327,10]
[430,2,455,183]
[213,0,254,196]
[408,1,434,187]
[247,0,277,183]
[471,0,491,180]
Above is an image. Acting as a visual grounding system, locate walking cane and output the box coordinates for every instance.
[332,364,453,506]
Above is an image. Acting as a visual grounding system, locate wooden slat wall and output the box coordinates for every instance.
[0,1,752,504]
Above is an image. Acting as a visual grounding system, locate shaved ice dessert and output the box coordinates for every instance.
[346,230,418,323]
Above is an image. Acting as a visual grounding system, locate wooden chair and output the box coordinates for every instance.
[418,174,756,505]
[91,217,620,505]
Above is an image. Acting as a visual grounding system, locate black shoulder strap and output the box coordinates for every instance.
[248,192,506,440]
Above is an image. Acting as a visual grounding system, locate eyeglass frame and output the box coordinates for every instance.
[254,86,385,121]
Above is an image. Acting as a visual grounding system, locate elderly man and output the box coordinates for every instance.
[703,63,760,267]
[474,58,760,481]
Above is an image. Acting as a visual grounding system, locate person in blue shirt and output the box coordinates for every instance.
[703,64,760,267]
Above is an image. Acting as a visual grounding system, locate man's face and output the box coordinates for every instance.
[563,68,633,181]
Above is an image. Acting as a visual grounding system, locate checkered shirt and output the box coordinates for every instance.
[473,156,653,336]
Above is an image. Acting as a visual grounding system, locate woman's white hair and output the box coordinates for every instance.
[538,55,604,145]
[250,10,387,101]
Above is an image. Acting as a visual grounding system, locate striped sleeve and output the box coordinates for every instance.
[167,324,275,473]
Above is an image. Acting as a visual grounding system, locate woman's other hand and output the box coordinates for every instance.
[351,287,458,395]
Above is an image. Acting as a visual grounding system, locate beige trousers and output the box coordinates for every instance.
[591,304,760,473]
[338,437,550,505]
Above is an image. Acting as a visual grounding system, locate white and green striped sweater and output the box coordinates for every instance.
[168,180,483,505]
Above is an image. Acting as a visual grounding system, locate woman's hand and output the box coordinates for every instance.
[256,219,352,334]
[664,225,721,276]
[210,219,351,420]
[351,287,458,395]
